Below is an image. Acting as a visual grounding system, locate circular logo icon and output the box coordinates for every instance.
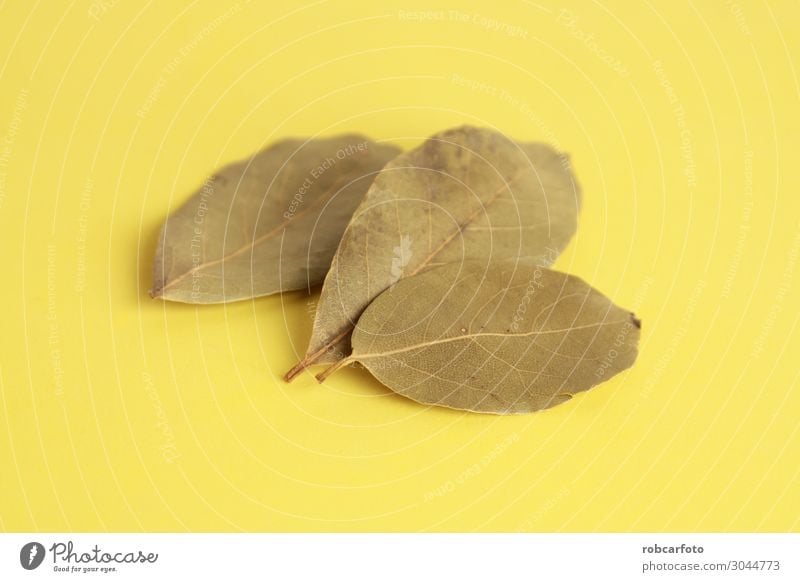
[20,542,45,570]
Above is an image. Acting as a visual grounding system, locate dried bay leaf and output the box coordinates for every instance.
[285,126,581,380]
[150,135,401,303]
[319,261,640,414]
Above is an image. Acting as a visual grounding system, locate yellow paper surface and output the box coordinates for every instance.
[0,0,798,531]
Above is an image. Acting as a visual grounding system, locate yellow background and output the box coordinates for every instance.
[1,0,798,532]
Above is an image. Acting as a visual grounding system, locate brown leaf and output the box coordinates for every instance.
[285,126,581,380]
[318,261,640,414]
[150,135,400,303]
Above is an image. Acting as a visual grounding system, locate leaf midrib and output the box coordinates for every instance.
[314,165,535,350]
[157,171,359,295]
[355,318,632,361]
[406,166,529,278]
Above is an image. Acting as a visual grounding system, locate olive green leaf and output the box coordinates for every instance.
[150,135,401,303]
[285,126,581,380]
[317,261,640,414]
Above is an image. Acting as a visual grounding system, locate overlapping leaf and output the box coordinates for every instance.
[286,126,582,379]
[147,125,639,415]
[151,135,400,303]
[319,261,640,414]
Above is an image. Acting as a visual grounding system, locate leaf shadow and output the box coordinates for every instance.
[138,218,161,304]
[314,363,473,418]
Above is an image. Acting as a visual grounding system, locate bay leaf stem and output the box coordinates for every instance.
[283,327,352,381]
[315,357,354,383]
